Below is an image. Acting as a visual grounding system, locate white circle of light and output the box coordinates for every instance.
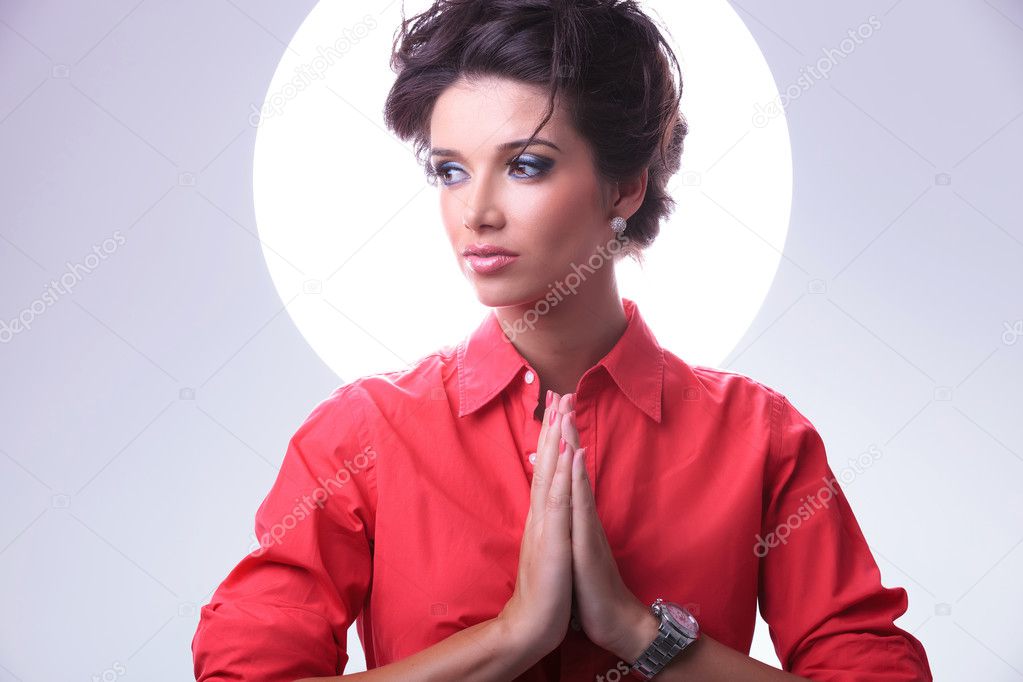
[252,0,792,381]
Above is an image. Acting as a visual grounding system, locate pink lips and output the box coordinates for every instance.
[465,253,518,274]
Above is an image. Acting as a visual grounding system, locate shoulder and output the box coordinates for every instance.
[662,355,823,469]
[682,361,826,457]
[662,348,785,412]
[313,342,459,426]
[659,350,813,457]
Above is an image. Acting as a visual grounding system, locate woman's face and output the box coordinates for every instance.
[428,74,622,309]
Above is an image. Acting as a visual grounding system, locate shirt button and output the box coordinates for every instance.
[524,370,535,384]
[527,452,536,465]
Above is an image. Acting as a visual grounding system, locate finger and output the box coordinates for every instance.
[544,435,574,546]
[557,392,574,416]
[537,391,559,453]
[530,398,563,515]
[560,408,581,450]
[572,446,615,560]
[571,446,593,556]
[557,394,580,449]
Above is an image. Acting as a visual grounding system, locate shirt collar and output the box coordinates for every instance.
[456,297,666,422]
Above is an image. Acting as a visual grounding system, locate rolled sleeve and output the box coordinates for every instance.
[192,385,377,681]
[757,393,932,681]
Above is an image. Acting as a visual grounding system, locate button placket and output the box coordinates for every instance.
[520,366,542,476]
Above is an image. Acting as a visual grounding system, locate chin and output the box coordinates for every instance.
[472,282,551,313]
[472,287,521,310]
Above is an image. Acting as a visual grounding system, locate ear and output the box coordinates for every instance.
[609,167,648,220]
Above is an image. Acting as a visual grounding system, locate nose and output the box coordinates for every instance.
[461,172,504,232]
[462,214,500,233]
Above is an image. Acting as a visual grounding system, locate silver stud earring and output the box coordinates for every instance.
[610,216,627,235]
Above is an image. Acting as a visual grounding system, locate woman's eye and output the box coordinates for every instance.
[509,156,552,179]
[430,164,465,185]
[430,157,552,186]
[509,161,536,178]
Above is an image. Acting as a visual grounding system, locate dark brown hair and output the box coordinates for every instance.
[382,0,688,266]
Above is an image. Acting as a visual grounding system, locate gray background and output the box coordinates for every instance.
[1,1,1020,680]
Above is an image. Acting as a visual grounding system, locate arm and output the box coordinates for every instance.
[196,385,574,681]
[557,394,813,681]
[752,392,932,681]
[581,391,932,681]
[303,389,579,681]
[296,615,547,681]
[607,602,813,681]
[192,386,377,680]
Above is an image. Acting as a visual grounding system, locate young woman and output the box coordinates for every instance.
[193,1,933,680]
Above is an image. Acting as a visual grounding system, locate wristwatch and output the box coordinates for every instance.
[629,598,700,679]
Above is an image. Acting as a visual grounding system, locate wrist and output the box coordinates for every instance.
[610,599,661,663]
[493,611,556,665]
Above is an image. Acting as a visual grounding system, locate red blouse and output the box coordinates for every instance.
[192,296,932,681]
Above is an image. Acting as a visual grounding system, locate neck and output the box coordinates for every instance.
[493,286,628,400]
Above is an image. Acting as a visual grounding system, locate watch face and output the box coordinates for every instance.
[664,602,700,638]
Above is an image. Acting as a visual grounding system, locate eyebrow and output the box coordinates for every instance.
[429,138,562,157]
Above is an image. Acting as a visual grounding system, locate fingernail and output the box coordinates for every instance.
[545,389,552,408]
[559,438,566,455]
[549,408,558,426]
[568,411,576,430]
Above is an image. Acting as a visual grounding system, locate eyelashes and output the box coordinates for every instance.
[428,155,554,186]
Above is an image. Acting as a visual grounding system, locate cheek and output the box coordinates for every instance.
[531,183,603,255]
[439,195,462,242]
[518,176,600,235]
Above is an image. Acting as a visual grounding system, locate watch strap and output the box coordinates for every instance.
[630,598,699,680]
